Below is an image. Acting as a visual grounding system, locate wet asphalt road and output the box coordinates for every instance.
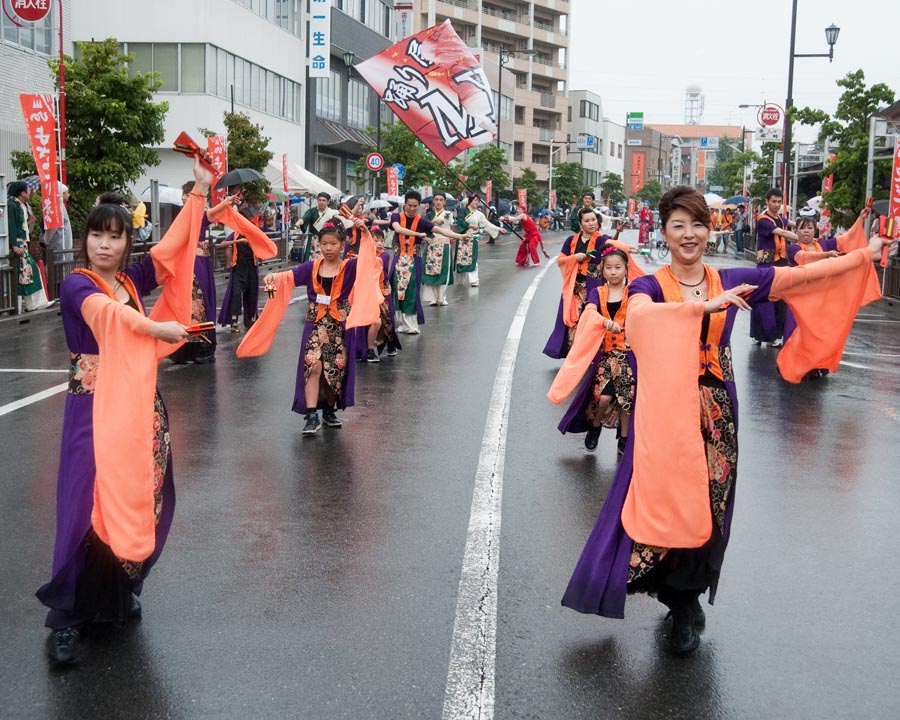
[1,230,899,719]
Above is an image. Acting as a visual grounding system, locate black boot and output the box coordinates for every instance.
[617,436,628,459]
[668,603,700,657]
[46,626,83,666]
[584,426,601,451]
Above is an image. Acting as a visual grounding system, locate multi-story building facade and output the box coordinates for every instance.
[622,127,682,197]
[412,0,569,190]
[644,123,750,190]
[1,5,73,183]
[565,91,625,198]
[72,0,308,191]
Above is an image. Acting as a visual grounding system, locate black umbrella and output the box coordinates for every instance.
[421,195,459,209]
[22,175,41,191]
[214,168,265,190]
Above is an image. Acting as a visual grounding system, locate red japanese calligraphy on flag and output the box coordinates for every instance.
[549,189,557,210]
[517,189,527,209]
[354,20,496,165]
[19,93,61,229]
[207,135,227,204]
[386,167,399,197]
[282,154,289,192]
[485,179,492,204]
[883,136,900,267]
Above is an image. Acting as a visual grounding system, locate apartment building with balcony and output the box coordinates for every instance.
[566,91,626,197]
[413,0,569,190]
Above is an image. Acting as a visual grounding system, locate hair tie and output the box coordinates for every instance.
[321,222,336,229]
[601,246,617,257]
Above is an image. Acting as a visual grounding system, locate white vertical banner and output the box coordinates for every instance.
[309,0,331,78]
[394,2,414,40]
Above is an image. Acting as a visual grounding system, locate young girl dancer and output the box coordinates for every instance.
[550,248,635,457]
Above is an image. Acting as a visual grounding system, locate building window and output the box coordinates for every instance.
[317,154,339,189]
[618,144,623,159]
[610,141,615,157]
[1,5,54,55]
[181,44,206,93]
[316,70,342,121]
[579,100,599,122]
[347,80,371,130]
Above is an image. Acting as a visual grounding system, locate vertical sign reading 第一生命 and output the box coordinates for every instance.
[19,93,61,229]
[207,135,228,205]
[309,0,331,78]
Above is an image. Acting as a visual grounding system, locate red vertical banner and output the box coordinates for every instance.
[631,151,646,194]
[282,153,289,192]
[549,189,557,210]
[19,94,61,229]
[207,135,228,204]
[517,188,527,209]
[883,136,900,267]
[628,198,635,218]
[822,154,836,194]
[386,166,399,196]
[485,179,492,204]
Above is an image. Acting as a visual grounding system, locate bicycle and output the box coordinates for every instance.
[656,239,669,260]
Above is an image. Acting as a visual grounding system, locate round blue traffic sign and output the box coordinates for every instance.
[391,163,406,181]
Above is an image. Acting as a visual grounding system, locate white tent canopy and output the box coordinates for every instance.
[264,160,340,197]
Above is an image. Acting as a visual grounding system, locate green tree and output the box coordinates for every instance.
[202,111,273,201]
[707,140,757,197]
[551,162,588,206]
[513,167,542,209]
[747,142,779,201]
[10,38,168,233]
[793,69,895,227]
[459,145,510,197]
[600,172,626,206]
[353,122,451,193]
[637,179,664,206]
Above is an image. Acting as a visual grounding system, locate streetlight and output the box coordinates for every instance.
[496,48,537,150]
[343,50,382,196]
[782,3,840,210]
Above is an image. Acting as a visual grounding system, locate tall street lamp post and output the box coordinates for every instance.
[496,48,536,150]
[782,2,840,207]
[343,50,382,196]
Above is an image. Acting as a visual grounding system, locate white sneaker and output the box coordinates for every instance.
[440,300,449,306]
[770,337,784,348]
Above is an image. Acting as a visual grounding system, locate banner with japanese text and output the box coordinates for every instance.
[549,189,557,210]
[631,152,645,195]
[386,166,399,196]
[485,179,492,204]
[207,135,228,205]
[19,93,61,229]
[628,198,635,218]
[355,20,496,165]
[308,0,331,78]
[517,188,527,209]
[282,154,289,192]
[822,154,835,194]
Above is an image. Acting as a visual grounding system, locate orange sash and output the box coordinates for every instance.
[656,265,726,379]
[571,232,601,275]
[759,211,788,261]
[311,258,347,322]
[597,285,629,353]
[397,214,421,256]
[73,269,142,309]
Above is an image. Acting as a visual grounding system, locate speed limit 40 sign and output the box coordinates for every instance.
[365,153,384,172]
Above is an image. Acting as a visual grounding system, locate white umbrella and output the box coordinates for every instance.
[703,192,725,206]
[805,195,823,212]
[365,199,392,210]
[140,185,183,206]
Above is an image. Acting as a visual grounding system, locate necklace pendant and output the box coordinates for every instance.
[693,287,704,299]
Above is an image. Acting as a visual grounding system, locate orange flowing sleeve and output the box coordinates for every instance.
[346,226,382,330]
[771,246,880,383]
[207,200,278,260]
[547,304,607,404]
[236,270,297,358]
[836,216,870,254]
[80,293,160,563]
[147,193,205,359]
[622,293,712,548]
[558,254,580,327]
[606,239,648,282]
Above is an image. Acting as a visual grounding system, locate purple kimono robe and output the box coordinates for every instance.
[36,255,177,629]
[562,266,775,619]
[543,233,610,359]
[750,213,789,342]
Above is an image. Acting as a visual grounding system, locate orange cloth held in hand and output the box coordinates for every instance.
[345,225,382,330]
[237,271,296,358]
[207,199,278,260]
[547,303,607,404]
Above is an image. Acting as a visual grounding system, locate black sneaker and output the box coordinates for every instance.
[366,349,380,363]
[322,409,342,428]
[617,436,628,459]
[129,595,142,621]
[302,411,321,435]
[46,627,83,666]
[584,427,601,451]
[385,346,398,357]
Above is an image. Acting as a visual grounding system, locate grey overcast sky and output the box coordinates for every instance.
[568,0,897,143]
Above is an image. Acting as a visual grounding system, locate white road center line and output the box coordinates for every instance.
[442,258,554,720]
[0,382,68,417]
[0,369,68,373]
